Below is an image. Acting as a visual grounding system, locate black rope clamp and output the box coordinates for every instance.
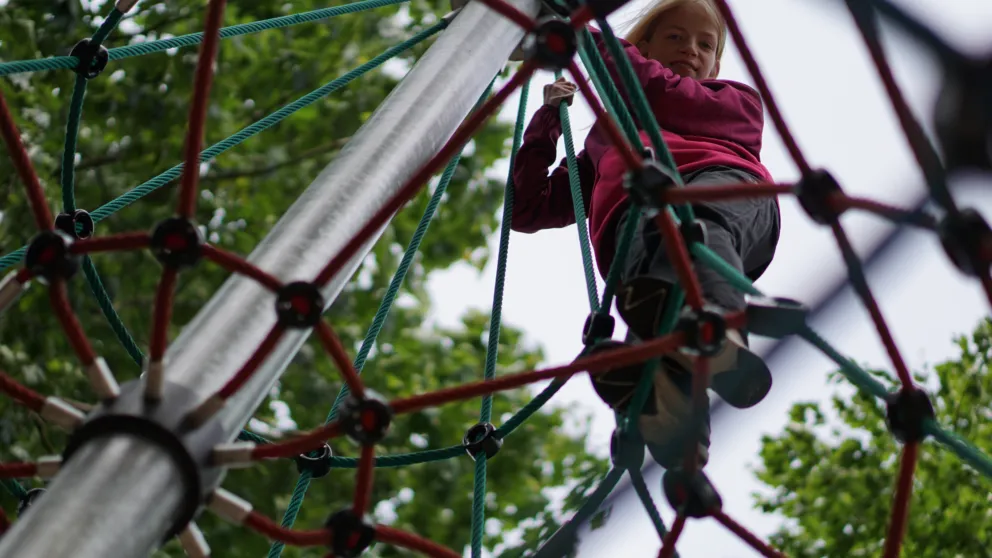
[463,422,502,461]
[54,209,95,240]
[150,217,204,269]
[662,468,721,518]
[679,218,708,249]
[69,38,110,79]
[523,17,577,71]
[795,168,843,225]
[745,296,808,339]
[25,230,81,283]
[326,509,375,558]
[17,488,46,517]
[623,160,675,216]
[675,306,727,358]
[338,392,393,446]
[609,428,644,469]
[934,58,992,172]
[885,387,935,444]
[275,282,325,329]
[295,442,333,479]
[582,311,615,346]
[938,208,992,277]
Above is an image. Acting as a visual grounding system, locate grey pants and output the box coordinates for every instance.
[617,165,781,314]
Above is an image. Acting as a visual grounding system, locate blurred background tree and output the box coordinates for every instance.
[0,1,608,555]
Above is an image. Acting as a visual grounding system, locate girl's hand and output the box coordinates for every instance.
[544,77,577,108]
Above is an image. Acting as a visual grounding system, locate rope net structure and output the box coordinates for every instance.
[0,0,990,556]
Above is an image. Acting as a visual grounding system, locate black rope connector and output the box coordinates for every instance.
[679,218,708,249]
[150,217,204,269]
[69,38,110,80]
[582,311,615,346]
[938,207,992,277]
[338,392,393,446]
[54,209,95,240]
[295,442,333,479]
[745,296,808,339]
[934,58,992,172]
[675,306,727,358]
[463,422,502,461]
[794,168,843,225]
[662,468,721,518]
[275,282,325,329]
[523,17,577,71]
[885,387,935,444]
[17,488,46,517]
[25,230,81,283]
[326,509,375,558]
[609,428,644,469]
[623,160,675,216]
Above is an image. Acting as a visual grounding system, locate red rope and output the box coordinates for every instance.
[352,445,376,516]
[0,370,45,412]
[882,441,920,558]
[201,244,283,292]
[216,324,286,399]
[0,89,52,230]
[48,280,96,365]
[567,60,643,171]
[313,62,537,287]
[149,268,178,362]
[658,513,686,558]
[250,422,342,460]
[652,211,705,309]
[829,194,936,230]
[243,510,330,546]
[0,462,37,478]
[177,0,228,218]
[711,508,785,558]
[711,0,811,177]
[375,525,461,558]
[69,232,151,254]
[828,221,913,388]
[475,0,536,31]
[315,321,365,397]
[663,183,793,204]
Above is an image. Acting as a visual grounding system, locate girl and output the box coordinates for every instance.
[511,0,781,469]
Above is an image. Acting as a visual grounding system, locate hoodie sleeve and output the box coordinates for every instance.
[511,104,596,233]
[585,26,765,158]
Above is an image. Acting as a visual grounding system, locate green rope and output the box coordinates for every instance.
[237,430,270,445]
[61,74,87,213]
[265,469,313,558]
[924,420,992,478]
[576,30,644,154]
[328,445,465,468]
[0,21,446,274]
[554,70,600,313]
[495,377,567,439]
[81,256,143,366]
[628,467,674,549]
[1,478,27,500]
[532,466,625,558]
[0,0,410,77]
[598,205,639,311]
[470,454,488,558]
[470,77,530,558]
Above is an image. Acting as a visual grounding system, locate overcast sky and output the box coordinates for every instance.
[424,0,992,555]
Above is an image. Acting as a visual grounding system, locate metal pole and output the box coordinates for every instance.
[0,1,539,555]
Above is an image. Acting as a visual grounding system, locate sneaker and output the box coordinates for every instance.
[616,276,773,410]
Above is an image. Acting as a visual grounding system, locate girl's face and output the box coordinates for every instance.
[637,2,721,80]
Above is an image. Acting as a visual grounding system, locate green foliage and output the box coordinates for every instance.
[0,1,608,556]
[754,319,992,558]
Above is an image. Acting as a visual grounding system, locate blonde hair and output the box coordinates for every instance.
[624,0,727,69]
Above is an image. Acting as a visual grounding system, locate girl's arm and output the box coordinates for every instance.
[511,104,595,233]
[584,26,765,157]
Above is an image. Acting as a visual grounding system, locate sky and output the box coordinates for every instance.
[423,0,992,555]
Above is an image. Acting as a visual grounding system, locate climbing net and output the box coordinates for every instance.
[0,0,991,556]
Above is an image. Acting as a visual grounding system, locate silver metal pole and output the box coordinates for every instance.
[0,1,539,556]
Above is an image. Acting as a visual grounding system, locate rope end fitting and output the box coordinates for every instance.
[179,522,211,558]
[0,272,29,315]
[40,397,85,430]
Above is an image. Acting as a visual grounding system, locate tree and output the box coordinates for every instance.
[753,318,992,558]
[0,1,608,556]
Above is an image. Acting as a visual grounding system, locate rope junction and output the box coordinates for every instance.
[0,0,990,556]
